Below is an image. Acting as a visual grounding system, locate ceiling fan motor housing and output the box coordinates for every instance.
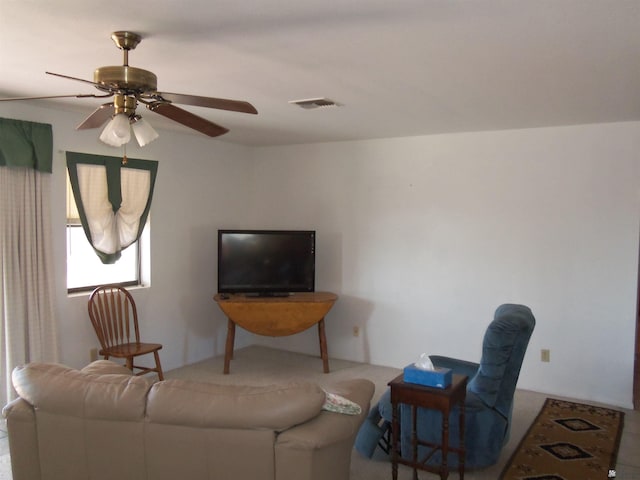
[93,66,157,94]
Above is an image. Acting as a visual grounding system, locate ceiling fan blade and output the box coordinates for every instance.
[148,102,229,137]
[46,71,102,88]
[76,103,115,130]
[0,93,111,102]
[154,92,257,115]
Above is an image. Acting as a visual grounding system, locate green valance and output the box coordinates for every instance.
[0,117,53,173]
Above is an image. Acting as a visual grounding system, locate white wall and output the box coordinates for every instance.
[2,102,639,408]
[1,103,255,372]
[247,123,640,409]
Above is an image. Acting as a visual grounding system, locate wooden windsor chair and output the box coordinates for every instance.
[88,285,164,380]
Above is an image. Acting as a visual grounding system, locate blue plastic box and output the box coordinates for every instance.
[403,364,452,389]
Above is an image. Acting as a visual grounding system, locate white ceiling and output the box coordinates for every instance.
[1,0,639,146]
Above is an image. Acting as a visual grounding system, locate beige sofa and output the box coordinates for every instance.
[3,360,374,480]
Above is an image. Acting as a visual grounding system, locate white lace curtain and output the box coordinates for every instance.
[0,117,59,407]
[66,152,158,264]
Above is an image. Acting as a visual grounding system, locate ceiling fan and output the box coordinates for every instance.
[0,31,258,143]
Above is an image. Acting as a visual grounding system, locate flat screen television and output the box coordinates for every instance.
[217,229,315,296]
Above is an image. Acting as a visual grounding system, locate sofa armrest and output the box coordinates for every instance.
[2,398,41,480]
[429,355,479,379]
[274,378,375,480]
[276,378,374,447]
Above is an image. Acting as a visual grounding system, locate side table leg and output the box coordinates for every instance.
[412,405,418,480]
[223,318,236,374]
[441,410,449,480]
[318,318,330,373]
[391,397,399,480]
[459,402,466,480]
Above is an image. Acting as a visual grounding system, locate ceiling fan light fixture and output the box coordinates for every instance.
[99,113,131,147]
[132,116,159,147]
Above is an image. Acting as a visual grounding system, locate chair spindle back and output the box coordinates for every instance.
[88,286,141,350]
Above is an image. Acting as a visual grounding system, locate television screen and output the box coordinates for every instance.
[217,230,315,295]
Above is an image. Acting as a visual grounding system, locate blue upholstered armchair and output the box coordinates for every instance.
[355,304,535,469]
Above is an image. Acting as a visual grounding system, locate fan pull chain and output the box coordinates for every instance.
[122,143,128,165]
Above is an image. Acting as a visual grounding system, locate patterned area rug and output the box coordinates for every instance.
[499,398,624,480]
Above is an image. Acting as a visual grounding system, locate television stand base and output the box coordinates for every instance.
[214,292,338,374]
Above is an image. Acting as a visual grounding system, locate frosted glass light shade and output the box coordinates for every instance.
[132,117,159,146]
[99,114,131,147]
[111,113,131,140]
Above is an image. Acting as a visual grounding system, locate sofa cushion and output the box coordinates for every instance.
[146,379,325,430]
[12,362,153,421]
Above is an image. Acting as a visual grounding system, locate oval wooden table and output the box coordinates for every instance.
[214,292,338,374]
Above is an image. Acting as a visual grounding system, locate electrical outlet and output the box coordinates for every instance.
[541,349,550,362]
[352,326,360,337]
[90,347,99,362]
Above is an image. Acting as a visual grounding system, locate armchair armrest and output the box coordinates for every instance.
[429,355,479,379]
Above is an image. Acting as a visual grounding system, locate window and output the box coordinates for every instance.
[66,172,147,293]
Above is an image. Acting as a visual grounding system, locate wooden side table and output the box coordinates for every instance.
[213,292,337,374]
[389,373,467,480]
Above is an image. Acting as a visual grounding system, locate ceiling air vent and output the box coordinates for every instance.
[289,98,341,110]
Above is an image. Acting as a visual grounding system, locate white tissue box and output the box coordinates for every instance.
[403,364,452,389]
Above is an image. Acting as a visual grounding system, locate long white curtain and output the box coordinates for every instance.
[0,166,59,407]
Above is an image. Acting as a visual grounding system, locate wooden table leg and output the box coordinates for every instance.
[411,405,418,480]
[223,318,235,374]
[391,398,399,480]
[317,317,330,373]
[441,409,450,480]
[459,402,466,480]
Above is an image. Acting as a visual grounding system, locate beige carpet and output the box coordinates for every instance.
[0,456,10,480]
